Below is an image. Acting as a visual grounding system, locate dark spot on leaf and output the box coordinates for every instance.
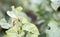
[48,27,51,30]
[57,6,60,12]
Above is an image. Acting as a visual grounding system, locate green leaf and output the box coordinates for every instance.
[6,25,25,37]
[51,0,60,10]
[26,32,38,37]
[7,6,23,19]
[22,23,39,35]
[46,20,60,37]
[0,18,12,29]
[20,17,29,24]
[7,11,17,19]
[48,20,58,28]
[5,17,39,37]
[19,12,31,22]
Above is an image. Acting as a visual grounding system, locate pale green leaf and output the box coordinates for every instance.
[7,11,17,19]
[26,32,38,37]
[22,23,39,35]
[20,17,29,24]
[51,0,60,10]
[0,18,12,29]
[6,25,25,37]
[7,6,23,19]
[46,20,60,37]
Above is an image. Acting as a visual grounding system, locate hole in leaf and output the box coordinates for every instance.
[57,6,60,12]
[48,27,51,30]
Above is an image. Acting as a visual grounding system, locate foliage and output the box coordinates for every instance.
[0,0,60,37]
[0,6,39,37]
